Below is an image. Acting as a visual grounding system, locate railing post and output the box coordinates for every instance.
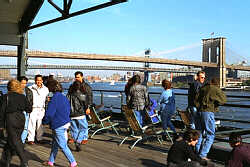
[100,91,104,104]
[120,92,124,105]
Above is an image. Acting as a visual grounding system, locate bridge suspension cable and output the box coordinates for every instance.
[226,41,249,65]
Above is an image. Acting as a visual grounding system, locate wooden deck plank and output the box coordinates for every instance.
[0,127,225,167]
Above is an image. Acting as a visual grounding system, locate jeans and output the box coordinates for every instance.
[21,112,30,143]
[195,111,215,158]
[134,110,145,127]
[70,116,88,143]
[160,109,176,133]
[49,125,76,164]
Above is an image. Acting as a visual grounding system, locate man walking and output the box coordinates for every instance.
[194,78,227,159]
[188,71,206,129]
[68,71,93,146]
[27,75,49,145]
[17,76,33,144]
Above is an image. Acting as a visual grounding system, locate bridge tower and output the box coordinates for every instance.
[202,37,226,88]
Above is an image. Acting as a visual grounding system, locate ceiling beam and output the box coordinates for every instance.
[28,0,127,30]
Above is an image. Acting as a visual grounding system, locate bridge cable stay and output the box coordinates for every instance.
[149,42,202,71]
[226,41,249,66]
[150,42,201,58]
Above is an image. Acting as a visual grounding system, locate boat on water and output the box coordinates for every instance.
[0,80,8,85]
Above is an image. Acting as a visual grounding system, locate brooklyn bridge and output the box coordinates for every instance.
[1,37,250,87]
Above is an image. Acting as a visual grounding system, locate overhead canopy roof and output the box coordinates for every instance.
[0,0,44,46]
[0,0,127,47]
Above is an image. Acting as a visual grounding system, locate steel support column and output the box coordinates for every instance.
[143,49,151,86]
[17,34,26,77]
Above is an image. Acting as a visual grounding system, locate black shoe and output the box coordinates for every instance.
[75,142,81,152]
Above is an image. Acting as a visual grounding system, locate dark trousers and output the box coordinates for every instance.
[4,113,27,165]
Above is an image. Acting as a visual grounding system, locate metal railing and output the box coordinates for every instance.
[92,89,250,125]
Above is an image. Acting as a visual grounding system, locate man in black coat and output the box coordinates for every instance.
[188,71,206,129]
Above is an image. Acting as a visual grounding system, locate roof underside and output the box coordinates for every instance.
[0,0,127,46]
[0,0,44,46]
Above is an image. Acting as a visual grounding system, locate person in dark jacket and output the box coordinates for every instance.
[194,78,227,159]
[68,71,93,146]
[167,129,208,167]
[127,75,149,127]
[74,71,93,106]
[0,79,32,167]
[188,71,206,129]
[67,80,88,152]
[225,132,250,167]
[17,76,33,144]
[42,80,78,167]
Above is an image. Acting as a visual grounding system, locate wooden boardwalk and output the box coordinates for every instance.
[0,126,225,167]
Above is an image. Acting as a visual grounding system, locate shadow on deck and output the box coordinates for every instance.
[0,124,227,167]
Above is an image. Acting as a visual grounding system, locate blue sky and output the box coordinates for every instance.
[29,0,250,56]
[1,0,250,76]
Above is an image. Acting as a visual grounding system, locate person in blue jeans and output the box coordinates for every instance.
[67,80,90,152]
[127,75,149,127]
[158,79,176,139]
[187,71,205,129]
[42,80,78,167]
[18,76,33,144]
[194,78,226,159]
[67,71,93,147]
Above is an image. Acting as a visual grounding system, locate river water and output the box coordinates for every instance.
[1,82,250,129]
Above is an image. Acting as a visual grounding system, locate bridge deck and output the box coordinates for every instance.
[0,126,225,167]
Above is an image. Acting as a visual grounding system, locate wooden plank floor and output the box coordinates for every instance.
[0,126,224,167]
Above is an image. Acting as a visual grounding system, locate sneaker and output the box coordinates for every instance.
[27,141,35,145]
[42,161,54,166]
[70,162,78,167]
[68,139,74,144]
[81,140,88,145]
[201,157,210,161]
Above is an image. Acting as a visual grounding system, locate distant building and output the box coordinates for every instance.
[0,69,11,79]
